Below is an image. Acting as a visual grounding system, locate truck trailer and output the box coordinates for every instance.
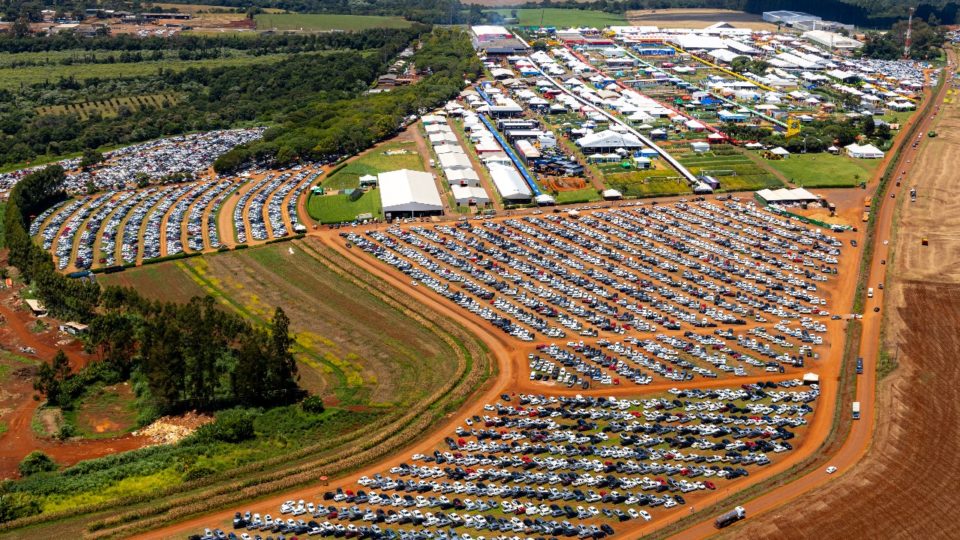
[853,401,861,420]
[715,506,746,528]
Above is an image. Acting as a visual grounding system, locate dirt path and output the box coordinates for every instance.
[0,292,148,478]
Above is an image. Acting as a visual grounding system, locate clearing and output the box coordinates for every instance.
[68,383,140,439]
[307,189,383,224]
[488,8,627,27]
[254,13,413,32]
[626,9,779,31]
[323,141,424,191]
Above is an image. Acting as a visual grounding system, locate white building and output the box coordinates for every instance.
[803,30,863,50]
[488,164,532,201]
[576,129,643,151]
[378,169,443,216]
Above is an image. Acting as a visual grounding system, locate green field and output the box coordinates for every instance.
[761,152,881,188]
[0,53,303,90]
[324,141,424,190]
[554,187,601,204]
[677,149,784,192]
[255,13,413,32]
[491,8,627,28]
[307,189,383,224]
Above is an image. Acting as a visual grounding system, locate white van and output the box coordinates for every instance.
[867,287,874,298]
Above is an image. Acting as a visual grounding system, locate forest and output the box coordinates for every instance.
[214,28,482,171]
[0,26,423,168]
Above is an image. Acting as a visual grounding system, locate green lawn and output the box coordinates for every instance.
[255,13,412,31]
[607,174,692,198]
[491,8,627,28]
[307,189,383,224]
[762,152,880,188]
[324,141,424,190]
[554,187,601,204]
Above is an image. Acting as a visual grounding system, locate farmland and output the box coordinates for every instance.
[674,148,784,192]
[254,13,413,32]
[36,93,182,120]
[626,9,779,31]
[489,8,626,28]
[0,52,306,90]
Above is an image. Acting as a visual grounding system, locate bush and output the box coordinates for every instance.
[301,395,325,414]
[194,408,256,443]
[18,451,57,477]
[183,465,216,482]
[0,489,42,524]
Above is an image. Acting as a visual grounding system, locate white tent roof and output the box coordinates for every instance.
[576,129,642,149]
[770,147,790,156]
[438,153,473,170]
[378,169,443,213]
[757,187,819,202]
[451,184,489,203]
[488,164,532,200]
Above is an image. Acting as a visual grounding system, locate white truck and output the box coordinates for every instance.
[852,401,861,420]
[715,506,746,528]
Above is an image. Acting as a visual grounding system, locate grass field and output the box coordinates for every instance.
[36,93,182,120]
[324,141,424,191]
[0,53,302,90]
[307,189,383,224]
[676,149,784,192]
[490,8,627,27]
[761,152,881,187]
[626,8,779,31]
[553,187,601,204]
[98,263,206,303]
[254,13,412,32]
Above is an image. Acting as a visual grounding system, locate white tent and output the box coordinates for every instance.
[576,129,642,150]
[438,153,473,170]
[444,167,481,186]
[770,147,790,157]
[757,187,819,203]
[845,143,884,159]
[451,185,489,205]
[359,174,378,187]
[378,169,443,215]
[488,164,532,200]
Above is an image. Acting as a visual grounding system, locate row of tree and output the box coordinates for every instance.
[721,115,892,153]
[215,28,482,171]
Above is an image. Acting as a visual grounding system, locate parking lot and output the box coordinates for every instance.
[192,381,820,540]
[342,200,842,388]
[30,164,320,270]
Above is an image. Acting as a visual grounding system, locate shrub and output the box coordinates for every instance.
[18,451,56,477]
[0,490,41,524]
[301,395,325,414]
[194,408,256,443]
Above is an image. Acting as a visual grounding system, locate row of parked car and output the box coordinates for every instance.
[193,385,818,540]
[30,164,321,269]
[343,202,840,385]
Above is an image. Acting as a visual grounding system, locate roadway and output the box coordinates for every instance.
[665,51,954,538]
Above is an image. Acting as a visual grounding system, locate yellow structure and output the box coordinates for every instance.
[785,115,802,138]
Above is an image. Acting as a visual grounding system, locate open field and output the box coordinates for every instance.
[67,383,139,439]
[323,141,424,191]
[254,13,413,32]
[489,8,626,27]
[760,152,881,188]
[307,189,383,224]
[98,263,207,303]
[552,186,600,204]
[674,148,784,192]
[626,9,779,31]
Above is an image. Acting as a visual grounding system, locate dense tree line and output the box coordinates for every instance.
[0,27,414,53]
[0,25,423,168]
[215,28,482,171]
[722,115,892,153]
[862,18,944,60]
[3,165,100,321]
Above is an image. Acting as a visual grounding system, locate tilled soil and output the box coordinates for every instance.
[730,283,960,539]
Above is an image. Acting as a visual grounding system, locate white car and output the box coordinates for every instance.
[826,466,838,474]
[639,510,652,521]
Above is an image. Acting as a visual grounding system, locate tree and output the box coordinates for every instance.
[80,148,103,169]
[18,451,56,477]
[263,307,300,405]
[33,350,71,406]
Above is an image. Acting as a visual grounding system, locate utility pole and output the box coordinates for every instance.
[904,7,915,59]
